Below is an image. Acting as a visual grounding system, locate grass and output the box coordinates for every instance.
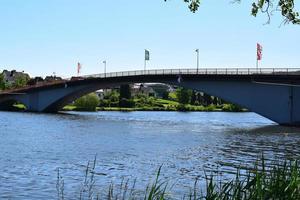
[62,103,244,112]
[56,156,300,200]
[63,105,77,111]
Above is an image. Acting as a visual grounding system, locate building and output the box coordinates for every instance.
[131,83,174,98]
[2,70,30,86]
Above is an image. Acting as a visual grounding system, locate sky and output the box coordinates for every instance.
[0,0,299,77]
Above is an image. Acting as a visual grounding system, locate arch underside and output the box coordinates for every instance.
[1,78,299,126]
[0,97,27,111]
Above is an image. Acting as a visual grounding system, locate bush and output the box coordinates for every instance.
[222,103,243,112]
[74,93,100,111]
[206,104,216,111]
[176,104,189,111]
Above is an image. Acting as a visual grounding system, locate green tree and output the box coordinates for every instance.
[164,0,300,24]
[74,93,100,111]
[203,93,212,106]
[0,73,5,90]
[162,90,169,100]
[191,90,197,105]
[102,90,119,107]
[13,75,29,88]
[176,87,192,105]
[213,96,219,105]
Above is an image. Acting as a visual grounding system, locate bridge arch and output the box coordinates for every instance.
[0,96,28,111]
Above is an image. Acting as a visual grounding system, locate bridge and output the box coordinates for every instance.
[1,68,300,126]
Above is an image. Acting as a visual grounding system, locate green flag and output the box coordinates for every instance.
[145,49,150,61]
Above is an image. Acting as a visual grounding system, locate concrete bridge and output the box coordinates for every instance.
[1,68,300,126]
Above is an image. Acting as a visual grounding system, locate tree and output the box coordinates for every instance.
[74,93,100,111]
[191,90,197,105]
[162,90,169,100]
[164,0,300,24]
[13,75,29,88]
[203,93,212,106]
[0,73,5,90]
[213,96,219,105]
[176,87,192,104]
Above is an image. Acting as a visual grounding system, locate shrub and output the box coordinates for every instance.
[222,103,243,112]
[74,93,100,111]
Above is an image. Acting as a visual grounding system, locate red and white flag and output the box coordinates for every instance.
[77,62,82,75]
[257,43,263,61]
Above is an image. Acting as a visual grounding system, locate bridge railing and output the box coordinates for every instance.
[1,68,300,94]
[84,68,300,78]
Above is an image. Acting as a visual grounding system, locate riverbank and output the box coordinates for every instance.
[62,103,246,112]
[65,97,245,112]
[10,103,246,112]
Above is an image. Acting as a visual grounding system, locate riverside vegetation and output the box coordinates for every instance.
[56,156,300,200]
[63,85,243,112]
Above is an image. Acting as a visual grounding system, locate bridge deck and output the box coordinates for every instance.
[1,68,300,95]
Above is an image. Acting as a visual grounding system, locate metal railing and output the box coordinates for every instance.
[83,68,300,79]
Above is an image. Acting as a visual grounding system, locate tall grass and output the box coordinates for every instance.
[57,157,300,200]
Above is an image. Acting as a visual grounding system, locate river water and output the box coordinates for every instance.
[1,111,300,199]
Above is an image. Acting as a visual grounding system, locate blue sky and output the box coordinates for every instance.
[0,0,299,77]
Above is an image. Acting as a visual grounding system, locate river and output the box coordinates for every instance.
[0,111,300,199]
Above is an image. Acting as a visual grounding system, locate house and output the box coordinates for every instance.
[131,83,175,98]
[131,83,156,97]
[44,76,63,82]
[2,70,30,86]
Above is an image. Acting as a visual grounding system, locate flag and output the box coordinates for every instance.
[257,43,263,61]
[145,49,150,61]
[77,62,82,75]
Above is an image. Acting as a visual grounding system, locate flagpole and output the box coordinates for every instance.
[256,59,258,70]
[196,49,199,74]
[144,49,149,72]
[103,60,107,78]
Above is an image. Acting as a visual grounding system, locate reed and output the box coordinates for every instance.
[57,156,300,200]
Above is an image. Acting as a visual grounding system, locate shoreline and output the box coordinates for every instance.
[62,105,247,112]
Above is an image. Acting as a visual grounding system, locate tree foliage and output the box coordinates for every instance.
[13,75,29,88]
[0,73,5,90]
[176,87,192,105]
[74,93,100,111]
[165,0,300,24]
